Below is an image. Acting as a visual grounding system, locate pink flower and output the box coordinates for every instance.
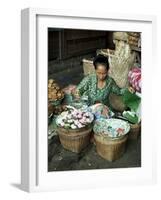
[79,118,86,124]
[77,123,84,128]
[60,122,65,127]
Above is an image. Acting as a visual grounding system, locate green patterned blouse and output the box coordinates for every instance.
[76,73,125,106]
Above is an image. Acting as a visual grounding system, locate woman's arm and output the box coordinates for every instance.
[75,75,90,96]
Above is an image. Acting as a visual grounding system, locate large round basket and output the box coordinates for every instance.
[109,93,127,112]
[93,118,130,161]
[82,58,95,76]
[128,122,141,140]
[94,134,128,162]
[57,125,93,153]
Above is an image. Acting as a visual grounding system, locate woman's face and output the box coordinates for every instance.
[96,64,108,81]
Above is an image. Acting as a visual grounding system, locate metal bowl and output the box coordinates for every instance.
[93,118,130,138]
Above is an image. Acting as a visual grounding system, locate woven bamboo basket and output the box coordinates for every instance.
[128,32,140,37]
[94,134,128,161]
[128,33,140,47]
[128,122,141,140]
[82,58,95,76]
[57,125,93,153]
[96,47,135,88]
[113,32,129,41]
[96,49,115,57]
[109,93,127,112]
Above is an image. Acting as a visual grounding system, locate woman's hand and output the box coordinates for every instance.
[128,86,135,94]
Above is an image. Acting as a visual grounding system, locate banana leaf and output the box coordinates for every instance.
[122,89,141,112]
[122,111,139,124]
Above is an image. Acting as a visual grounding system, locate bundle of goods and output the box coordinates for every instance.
[107,33,136,88]
[56,106,94,129]
[113,31,141,48]
[48,79,64,105]
[128,67,141,93]
[70,98,89,111]
[96,49,115,57]
[96,32,141,88]
[122,89,141,113]
[122,111,139,124]
[128,32,140,37]
[122,110,141,140]
[113,32,129,42]
[93,118,130,161]
[127,32,141,47]
[62,84,76,104]
[121,89,141,140]
[82,58,95,76]
[88,103,114,120]
[56,106,94,153]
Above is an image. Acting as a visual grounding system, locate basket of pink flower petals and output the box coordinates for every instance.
[56,106,94,153]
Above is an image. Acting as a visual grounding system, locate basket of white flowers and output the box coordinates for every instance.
[56,106,94,153]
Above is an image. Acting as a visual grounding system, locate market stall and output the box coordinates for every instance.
[48,31,141,170]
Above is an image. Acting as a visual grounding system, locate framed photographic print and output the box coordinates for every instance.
[21,8,157,192]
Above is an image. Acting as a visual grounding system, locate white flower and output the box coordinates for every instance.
[77,114,82,119]
[71,124,77,129]
[84,112,89,117]
[67,119,73,124]
[79,118,86,124]
[79,119,84,124]
[86,118,92,123]
[67,114,72,120]
[72,110,78,116]
[74,120,79,126]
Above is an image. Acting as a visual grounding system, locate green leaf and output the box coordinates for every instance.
[123,111,139,124]
[122,89,141,112]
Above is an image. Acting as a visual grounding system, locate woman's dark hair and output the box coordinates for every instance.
[93,54,109,71]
